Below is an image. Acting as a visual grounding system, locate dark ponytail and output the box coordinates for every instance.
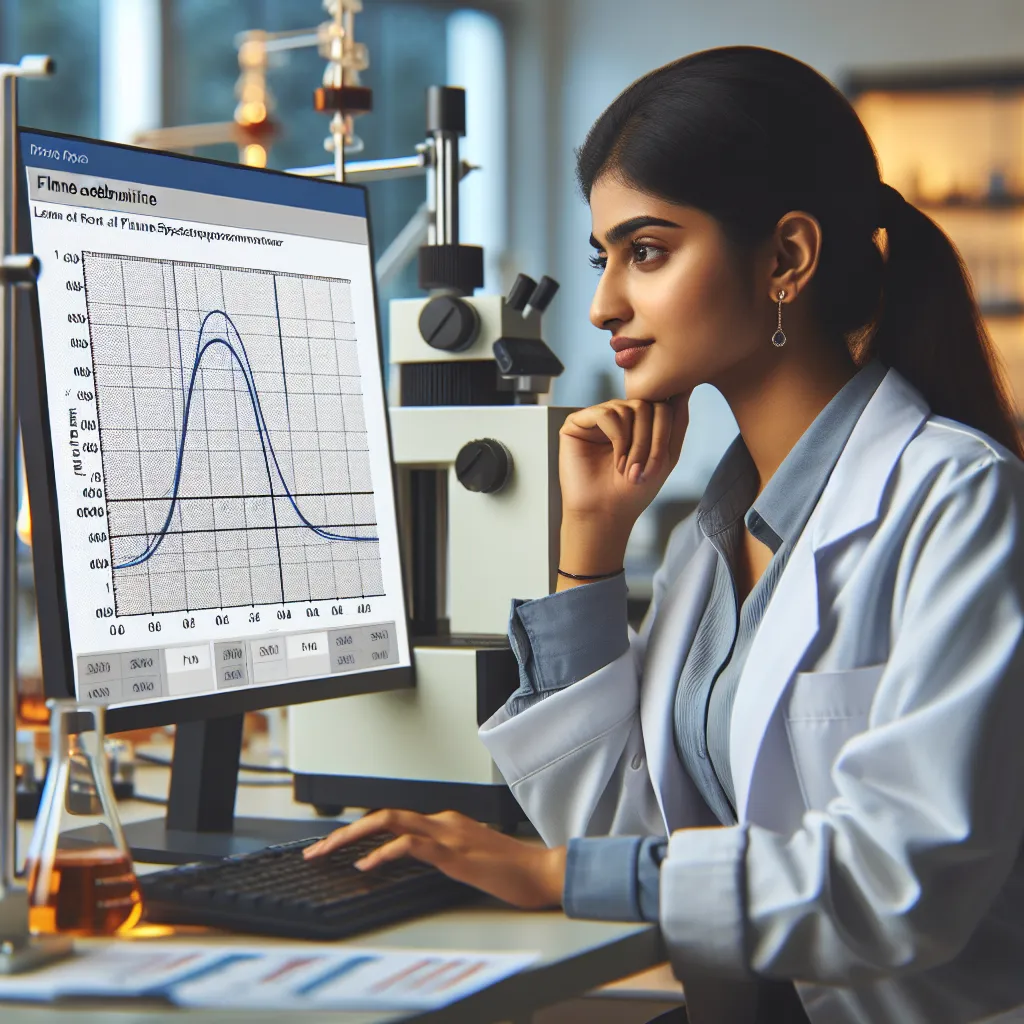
[576,46,1023,460]
[869,190,1022,456]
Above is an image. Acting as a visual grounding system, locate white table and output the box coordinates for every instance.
[8,748,683,1023]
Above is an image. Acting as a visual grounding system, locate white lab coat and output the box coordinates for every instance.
[479,368,1024,1024]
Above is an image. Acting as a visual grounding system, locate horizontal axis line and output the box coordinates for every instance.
[110,523,379,538]
[107,491,374,502]
[113,594,387,616]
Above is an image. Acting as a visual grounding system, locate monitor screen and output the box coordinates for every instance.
[18,128,412,729]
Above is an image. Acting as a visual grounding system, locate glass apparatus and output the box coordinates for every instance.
[24,701,143,936]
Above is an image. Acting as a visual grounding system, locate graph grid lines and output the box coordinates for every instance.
[81,253,383,616]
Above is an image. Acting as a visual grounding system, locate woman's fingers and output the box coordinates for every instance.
[562,398,685,484]
[563,403,633,464]
[604,406,634,473]
[301,805,567,910]
[303,808,441,859]
[624,401,652,482]
[352,833,445,873]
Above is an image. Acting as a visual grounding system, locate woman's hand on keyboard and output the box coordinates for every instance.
[303,808,566,910]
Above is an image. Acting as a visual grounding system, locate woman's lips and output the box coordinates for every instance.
[612,339,654,369]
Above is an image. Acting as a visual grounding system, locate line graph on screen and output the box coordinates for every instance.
[81,252,383,616]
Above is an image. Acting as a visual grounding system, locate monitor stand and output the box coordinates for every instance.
[74,715,339,865]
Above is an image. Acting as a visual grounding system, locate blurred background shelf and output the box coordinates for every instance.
[849,63,1024,423]
[919,197,1024,210]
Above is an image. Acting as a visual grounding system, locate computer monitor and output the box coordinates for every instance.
[16,128,413,860]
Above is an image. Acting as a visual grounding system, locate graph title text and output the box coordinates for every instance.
[35,174,157,207]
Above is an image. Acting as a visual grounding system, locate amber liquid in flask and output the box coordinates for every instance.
[25,701,144,936]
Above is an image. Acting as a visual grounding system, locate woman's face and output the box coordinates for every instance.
[588,173,769,402]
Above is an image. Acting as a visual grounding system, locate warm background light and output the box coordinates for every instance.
[242,144,267,167]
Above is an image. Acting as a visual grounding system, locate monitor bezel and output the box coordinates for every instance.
[17,126,415,733]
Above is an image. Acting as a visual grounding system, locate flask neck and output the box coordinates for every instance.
[48,701,105,764]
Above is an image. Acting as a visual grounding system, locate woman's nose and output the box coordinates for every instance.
[589,267,632,331]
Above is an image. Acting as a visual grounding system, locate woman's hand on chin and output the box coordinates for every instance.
[303,808,567,911]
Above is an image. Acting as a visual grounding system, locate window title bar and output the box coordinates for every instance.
[19,129,367,219]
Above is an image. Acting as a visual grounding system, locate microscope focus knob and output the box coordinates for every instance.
[455,439,513,494]
[418,295,480,352]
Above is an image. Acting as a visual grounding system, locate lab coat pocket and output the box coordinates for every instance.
[784,663,885,811]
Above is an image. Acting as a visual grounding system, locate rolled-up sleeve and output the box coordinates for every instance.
[504,573,629,716]
[563,835,668,922]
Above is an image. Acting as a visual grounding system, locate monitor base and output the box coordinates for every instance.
[65,815,345,865]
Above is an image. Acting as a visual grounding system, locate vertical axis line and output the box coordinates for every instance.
[117,257,156,616]
[170,265,190,612]
[266,276,287,604]
[326,281,366,599]
[271,275,295,606]
[273,275,292,433]
[194,265,224,612]
[298,279,324,603]
[160,261,180,617]
[81,254,119,613]
[321,286,344,604]
[219,267,257,608]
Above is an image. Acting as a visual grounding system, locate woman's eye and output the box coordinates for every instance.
[588,243,663,274]
[630,241,665,266]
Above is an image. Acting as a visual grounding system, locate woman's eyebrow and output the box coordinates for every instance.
[589,215,683,249]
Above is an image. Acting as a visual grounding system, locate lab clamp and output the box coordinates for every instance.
[136,0,372,181]
[288,84,569,829]
[134,0,462,293]
[0,55,73,973]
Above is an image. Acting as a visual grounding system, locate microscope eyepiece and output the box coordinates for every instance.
[506,274,537,312]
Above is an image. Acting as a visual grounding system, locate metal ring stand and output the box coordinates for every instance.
[0,54,73,975]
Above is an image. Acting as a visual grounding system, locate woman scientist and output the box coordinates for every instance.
[305,46,1024,1023]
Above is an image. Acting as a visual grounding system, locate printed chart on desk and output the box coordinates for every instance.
[22,133,409,706]
[84,255,381,616]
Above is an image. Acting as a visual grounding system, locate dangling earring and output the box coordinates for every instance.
[772,290,787,348]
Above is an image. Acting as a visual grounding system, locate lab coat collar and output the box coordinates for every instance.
[725,367,930,822]
[695,358,888,555]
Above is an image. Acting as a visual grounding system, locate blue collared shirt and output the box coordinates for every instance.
[503,358,887,922]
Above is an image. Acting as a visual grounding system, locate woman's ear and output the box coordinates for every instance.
[767,211,822,303]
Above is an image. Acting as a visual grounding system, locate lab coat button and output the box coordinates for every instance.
[630,753,644,770]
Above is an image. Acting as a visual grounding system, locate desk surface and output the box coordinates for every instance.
[9,744,675,1023]
[2,907,662,1024]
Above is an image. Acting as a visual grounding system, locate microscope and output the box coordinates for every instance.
[288,86,570,828]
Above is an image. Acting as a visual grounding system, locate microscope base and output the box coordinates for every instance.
[288,641,524,829]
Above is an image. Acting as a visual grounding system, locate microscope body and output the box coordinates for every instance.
[289,83,570,826]
[288,291,570,827]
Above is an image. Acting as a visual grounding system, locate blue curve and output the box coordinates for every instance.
[115,308,377,570]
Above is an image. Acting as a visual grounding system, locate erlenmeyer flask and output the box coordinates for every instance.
[24,700,143,936]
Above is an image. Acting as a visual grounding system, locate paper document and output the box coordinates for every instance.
[0,942,539,1011]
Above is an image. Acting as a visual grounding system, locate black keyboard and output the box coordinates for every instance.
[140,835,477,940]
